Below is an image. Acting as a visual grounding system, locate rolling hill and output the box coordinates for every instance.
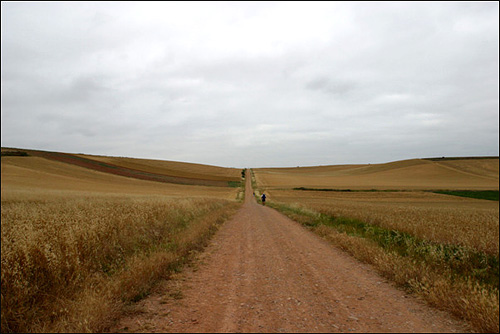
[1,148,241,188]
[1,147,241,199]
[254,157,499,190]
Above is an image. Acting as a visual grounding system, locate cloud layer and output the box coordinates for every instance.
[2,2,498,167]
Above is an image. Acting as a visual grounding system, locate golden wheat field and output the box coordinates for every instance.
[266,189,499,254]
[1,152,242,333]
[1,155,239,199]
[255,158,499,190]
[252,158,499,332]
[253,157,499,254]
[75,153,241,182]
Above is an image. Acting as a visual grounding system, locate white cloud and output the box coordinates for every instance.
[1,1,498,167]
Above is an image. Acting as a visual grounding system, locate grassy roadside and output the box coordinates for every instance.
[250,169,265,204]
[233,169,247,202]
[1,194,241,333]
[268,201,499,333]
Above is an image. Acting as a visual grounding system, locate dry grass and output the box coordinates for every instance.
[268,190,499,255]
[254,161,499,333]
[1,193,240,332]
[265,191,499,332]
[1,155,242,333]
[313,225,498,333]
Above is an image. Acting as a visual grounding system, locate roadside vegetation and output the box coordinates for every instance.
[252,160,499,333]
[1,152,244,333]
[1,193,240,333]
[263,190,499,333]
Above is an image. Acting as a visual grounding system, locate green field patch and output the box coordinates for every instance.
[228,180,243,188]
[1,150,29,157]
[433,190,499,201]
[293,187,408,192]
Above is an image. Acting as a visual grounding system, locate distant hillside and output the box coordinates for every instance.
[254,157,499,190]
[1,147,241,187]
[74,153,241,183]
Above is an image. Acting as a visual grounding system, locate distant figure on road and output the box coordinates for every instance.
[261,193,266,205]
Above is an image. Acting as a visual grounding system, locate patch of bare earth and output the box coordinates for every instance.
[26,150,229,187]
[109,177,470,333]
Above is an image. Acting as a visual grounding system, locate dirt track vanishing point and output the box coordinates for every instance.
[111,174,470,333]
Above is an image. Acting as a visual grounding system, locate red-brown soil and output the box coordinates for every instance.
[109,176,470,333]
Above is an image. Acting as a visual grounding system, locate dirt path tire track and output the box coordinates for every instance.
[110,175,470,333]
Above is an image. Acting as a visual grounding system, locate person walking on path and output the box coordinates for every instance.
[261,193,266,205]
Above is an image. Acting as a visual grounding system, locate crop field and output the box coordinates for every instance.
[1,155,240,199]
[1,151,243,332]
[266,189,499,253]
[253,157,499,332]
[3,151,498,332]
[255,158,499,190]
[75,153,241,182]
[1,148,241,187]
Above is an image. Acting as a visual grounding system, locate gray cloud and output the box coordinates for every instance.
[1,2,498,167]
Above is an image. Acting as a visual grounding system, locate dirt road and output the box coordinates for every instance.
[111,175,469,333]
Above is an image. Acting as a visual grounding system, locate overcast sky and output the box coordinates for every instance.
[2,2,498,167]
